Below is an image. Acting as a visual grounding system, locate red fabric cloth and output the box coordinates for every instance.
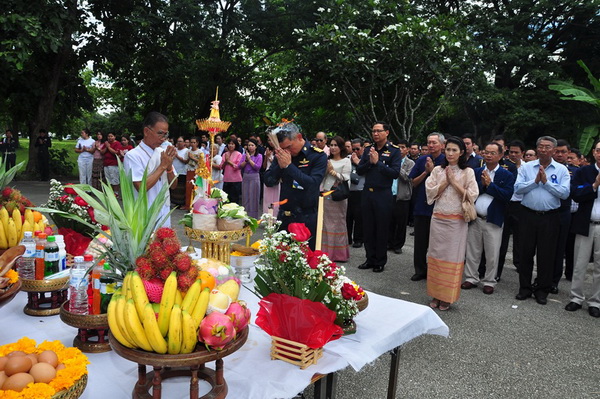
[58,227,93,256]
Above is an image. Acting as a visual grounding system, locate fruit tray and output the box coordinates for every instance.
[184,226,252,243]
[22,276,70,292]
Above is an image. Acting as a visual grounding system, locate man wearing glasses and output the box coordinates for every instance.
[514,136,570,305]
[356,122,401,273]
[315,131,330,156]
[264,122,327,249]
[124,111,178,227]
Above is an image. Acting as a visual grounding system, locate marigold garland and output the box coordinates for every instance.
[0,337,89,398]
[5,269,18,284]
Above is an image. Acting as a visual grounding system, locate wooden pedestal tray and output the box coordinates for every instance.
[0,279,22,308]
[21,276,69,316]
[109,326,248,399]
[185,226,252,264]
[60,302,111,353]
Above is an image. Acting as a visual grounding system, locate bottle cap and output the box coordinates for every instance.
[83,254,94,262]
[103,263,111,270]
[74,256,84,262]
[34,231,42,237]
[47,236,56,242]
[24,231,33,238]
[38,233,47,239]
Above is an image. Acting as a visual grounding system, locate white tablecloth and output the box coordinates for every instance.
[1,288,448,399]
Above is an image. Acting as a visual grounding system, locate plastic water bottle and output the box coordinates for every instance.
[44,236,60,277]
[69,256,89,315]
[54,235,67,271]
[16,231,36,280]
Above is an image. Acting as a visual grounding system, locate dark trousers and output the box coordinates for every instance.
[4,153,15,171]
[346,190,363,244]
[498,201,522,277]
[389,199,410,250]
[223,181,242,205]
[362,189,393,267]
[518,207,560,299]
[413,215,432,277]
[37,154,50,181]
[278,209,317,250]
[552,209,571,286]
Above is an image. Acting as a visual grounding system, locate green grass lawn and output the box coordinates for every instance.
[16,139,79,177]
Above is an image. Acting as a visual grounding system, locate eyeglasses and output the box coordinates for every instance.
[371,129,386,133]
[594,148,600,153]
[315,139,324,142]
[147,126,169,138]
[352,147,361,152]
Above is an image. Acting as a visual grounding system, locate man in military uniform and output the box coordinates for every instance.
[264,122,327,249]
[356,122,402,272]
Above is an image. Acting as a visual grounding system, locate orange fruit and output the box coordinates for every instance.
[33,211,43,223]
[198,271,216,291]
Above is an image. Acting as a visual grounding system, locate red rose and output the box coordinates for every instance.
[59,195,69,203]
[306,249,325,269]
[288,223,311,242]
[87,207,96,223]
[74,196,88,207]
[64,184,77,195]
[341,282,361,300]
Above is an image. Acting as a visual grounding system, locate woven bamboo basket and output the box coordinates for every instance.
[0,279,22,308]
[51,373,88,399]
[21,276,70,292]
[270,336,323,370]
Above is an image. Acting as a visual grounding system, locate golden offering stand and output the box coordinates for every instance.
[21,276,69,316]
[109,327,248,399]
[185,226,252,265]
[60,302,111,353]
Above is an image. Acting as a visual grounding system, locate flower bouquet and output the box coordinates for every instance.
[43,180,99,238]
[0,337,89,398]
[254,215,365,337]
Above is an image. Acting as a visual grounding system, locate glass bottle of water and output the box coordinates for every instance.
[69,256,89,315]
[16,231,36,280]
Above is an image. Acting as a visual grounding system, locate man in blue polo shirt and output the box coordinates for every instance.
[514,136,570,304]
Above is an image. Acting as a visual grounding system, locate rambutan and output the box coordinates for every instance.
[158,266,175,281]
[185,266,199,281]
[148,250,169,268]
[155,227,176,241]
[18,204,25,214]
[4,201,16,214]
[1,187,13,199]
[177,273,196,292]
[136,256,152,269]
[173,252,192,273]
[9,190,22,202]
[136,264,155,281]
[162,237,181,256]
[142,278,165,303]
[147,241,162,254]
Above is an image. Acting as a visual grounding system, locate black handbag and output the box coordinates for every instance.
[331,180,350,201]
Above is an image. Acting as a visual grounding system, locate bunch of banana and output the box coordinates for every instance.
[108,271,211,355]
[0,208,46,249]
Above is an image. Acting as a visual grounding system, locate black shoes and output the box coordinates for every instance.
[358,261,372,270]
[534,294,547,305]
[352,242,363,248]
[373,266,385,273]
[394,248,402,254]
[565,302,582,312]
[589,307,600,318]
[411,274,426,281]
[550,285,559,295]
[515,292,531,301]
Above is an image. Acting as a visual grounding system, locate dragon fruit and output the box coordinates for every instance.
[198,312,236,350]
[225,301,251,333]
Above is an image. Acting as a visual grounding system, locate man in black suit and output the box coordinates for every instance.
[565,139,600,318]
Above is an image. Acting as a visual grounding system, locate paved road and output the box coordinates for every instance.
[15,180,600,399]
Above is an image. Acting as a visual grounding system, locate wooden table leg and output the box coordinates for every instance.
[215,358,224,386]
[135,364,147,397]
[190,365,199,398]
[387,346,401,399]
[152,366,162,399]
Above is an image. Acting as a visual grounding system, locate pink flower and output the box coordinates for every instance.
[59,195,69,203]
[288,223,311,242]
[74,196,88,207]
[64,184,77,195]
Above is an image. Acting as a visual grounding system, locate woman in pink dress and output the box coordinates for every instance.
[262,145,280,217]
[239,139,263,219]
[220,138,243,204]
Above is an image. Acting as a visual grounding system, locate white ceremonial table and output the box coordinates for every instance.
[1,289,448,399]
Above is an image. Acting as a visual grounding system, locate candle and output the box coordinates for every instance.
[315,195,324,250]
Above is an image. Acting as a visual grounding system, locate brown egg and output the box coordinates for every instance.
[0,357,7,371]
[2,372,35,392]
[0,371,7,388]
[6,351,27,357]
[56,363,66,371]
[4,356,32,376]
[29,362,57,384]
[37,350,58,368]
[25,354,38,366]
